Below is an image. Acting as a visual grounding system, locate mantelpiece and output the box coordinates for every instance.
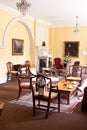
[36,46,50,72]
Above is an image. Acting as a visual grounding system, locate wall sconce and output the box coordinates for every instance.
[82,51,87,56]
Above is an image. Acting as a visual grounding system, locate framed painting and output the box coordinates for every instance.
[12,39,24,55]
[64,41,79,57]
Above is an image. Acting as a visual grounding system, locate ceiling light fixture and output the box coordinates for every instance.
[73,16,80,34]
[16,0,31,17]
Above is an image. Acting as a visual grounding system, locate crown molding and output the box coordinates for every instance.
[0,3,35,22]
[36,18,51,26]
[0,3,51,25]
[0,3,17,13]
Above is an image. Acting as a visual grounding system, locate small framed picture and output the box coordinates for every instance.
[12,39,24,55]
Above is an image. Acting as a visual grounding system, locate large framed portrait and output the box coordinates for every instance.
[12,39,24,55]
[64,41,79,57]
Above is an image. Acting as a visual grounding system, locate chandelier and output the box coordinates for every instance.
[73,16,80,34]
[16,0,31,17]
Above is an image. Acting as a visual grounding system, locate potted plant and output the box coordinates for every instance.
[64,54,71,68]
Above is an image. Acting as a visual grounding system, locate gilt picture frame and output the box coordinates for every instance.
[64,41,79,57]
[12,39,24,55]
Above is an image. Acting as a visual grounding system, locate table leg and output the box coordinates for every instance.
[58,92,60,112]
[67,94,70,104]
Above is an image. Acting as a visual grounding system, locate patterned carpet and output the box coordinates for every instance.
[9,93,82,114]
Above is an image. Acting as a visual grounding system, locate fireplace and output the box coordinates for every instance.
[38,56,49,72]
[36,46,51,72]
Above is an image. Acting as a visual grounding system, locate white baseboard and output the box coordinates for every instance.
[0,77,7,84]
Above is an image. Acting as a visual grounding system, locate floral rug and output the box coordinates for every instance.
[9,93,82,114]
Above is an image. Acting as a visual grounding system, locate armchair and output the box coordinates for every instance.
[81,86,87,111]
[53,57,63,69]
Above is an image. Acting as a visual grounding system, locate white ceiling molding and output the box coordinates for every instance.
[36,18,51,26]
[0,3,17,13]
[1,0,87,27]
[0,3,36,23]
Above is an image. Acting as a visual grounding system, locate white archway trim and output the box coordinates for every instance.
[0,17,34,50]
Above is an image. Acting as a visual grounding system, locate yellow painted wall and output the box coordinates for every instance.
[1,6,87,83]
[0,8,50,83]
[6,22,30,63]
[0,19,33,82]
[0,9,35,82]
[49,27,87,65]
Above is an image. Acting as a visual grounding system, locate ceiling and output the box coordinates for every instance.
[0,0,87,27]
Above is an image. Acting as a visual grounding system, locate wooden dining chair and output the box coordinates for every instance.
[6,62,18,81]
[31,74,60,119]
[17,65,34,100]
[25,60,30,67]
[66,65,82,86]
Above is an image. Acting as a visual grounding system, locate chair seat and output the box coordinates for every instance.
[31,74,59,119]
[20,82,30,87]
[66,76,81,81]
[10,70,18,74]
[35,91,58,98]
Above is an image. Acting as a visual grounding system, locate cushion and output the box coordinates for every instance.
[20,82,30,87]
[35,91,58,98]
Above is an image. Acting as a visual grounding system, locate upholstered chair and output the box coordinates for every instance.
[53,57,63,69]
[6,62,18,81]
[81,86,87,111]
